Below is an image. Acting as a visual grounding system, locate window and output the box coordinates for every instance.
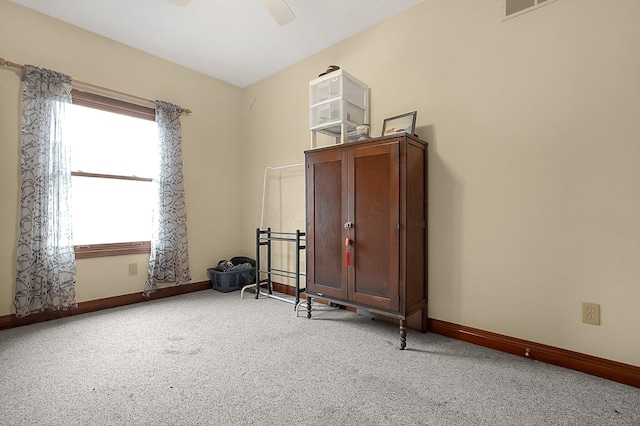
[68,90,158,258]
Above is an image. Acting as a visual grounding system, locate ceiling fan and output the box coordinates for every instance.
[167,0,295,26]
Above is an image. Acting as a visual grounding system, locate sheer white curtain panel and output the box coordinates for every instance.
[14,65,77,317]
[144,100,191,296]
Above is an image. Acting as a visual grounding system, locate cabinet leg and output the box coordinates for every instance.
[399,319,407,350]
[307,297,312,319]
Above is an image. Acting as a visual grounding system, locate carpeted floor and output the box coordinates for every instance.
[0,290,638,425]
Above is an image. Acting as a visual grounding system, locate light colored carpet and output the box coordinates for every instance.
[0,290,638,425]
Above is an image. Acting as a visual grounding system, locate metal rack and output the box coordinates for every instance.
[243,228,306,308]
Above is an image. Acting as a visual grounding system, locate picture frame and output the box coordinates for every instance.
[381,111,417,137]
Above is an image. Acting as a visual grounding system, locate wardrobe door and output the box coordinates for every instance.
[306,148,348,300]
[347,141,400,311]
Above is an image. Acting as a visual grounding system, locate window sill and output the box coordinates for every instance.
[74,241,151,259]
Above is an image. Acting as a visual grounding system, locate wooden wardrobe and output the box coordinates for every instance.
[305,133,428,349]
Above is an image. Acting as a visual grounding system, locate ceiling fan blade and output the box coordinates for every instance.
[168,0,191,6]
[260,0,296,26]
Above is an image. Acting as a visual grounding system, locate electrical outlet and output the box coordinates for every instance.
[128,263,138,276]
[582,302,600,325]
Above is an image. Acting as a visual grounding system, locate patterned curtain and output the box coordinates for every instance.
[144,101,191,296]
[14,65,76,318]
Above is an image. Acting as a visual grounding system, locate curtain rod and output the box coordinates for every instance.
[0,57,192,115]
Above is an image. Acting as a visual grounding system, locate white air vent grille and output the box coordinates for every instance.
[505,0,555,19]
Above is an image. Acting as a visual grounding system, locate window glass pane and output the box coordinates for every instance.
[67,104,158,178]
[71,176,155,245]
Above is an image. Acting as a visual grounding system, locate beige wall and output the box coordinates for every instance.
[1,0,639,367]
[243,0,640,366]
[0,1,245,310]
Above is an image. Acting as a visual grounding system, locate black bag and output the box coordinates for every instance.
[230,256,256,267]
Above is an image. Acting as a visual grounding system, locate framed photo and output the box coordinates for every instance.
[381,111,417,136]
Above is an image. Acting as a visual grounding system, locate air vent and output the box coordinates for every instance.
[504,0,556,19]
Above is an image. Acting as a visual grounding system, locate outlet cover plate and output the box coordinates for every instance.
[128,263,138,276]
[582,302,600,325]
